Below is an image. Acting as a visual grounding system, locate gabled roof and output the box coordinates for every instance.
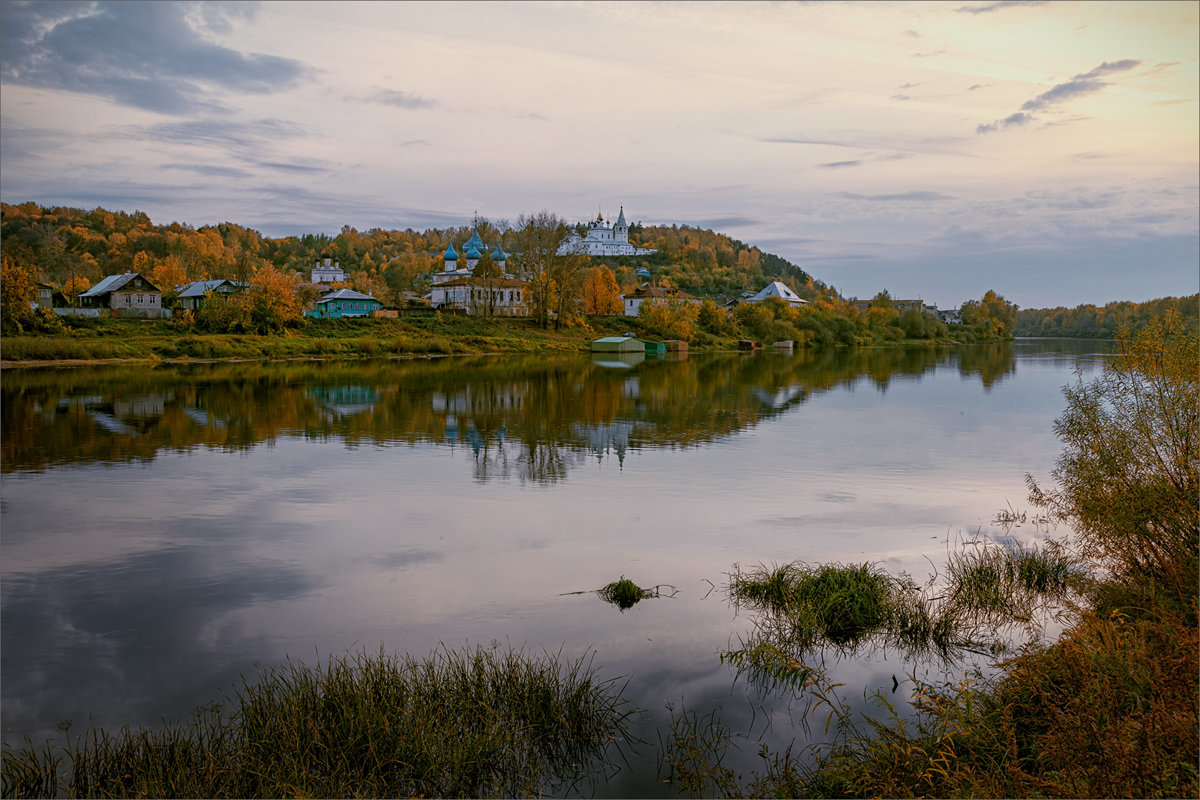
[318,288,378,302]
[79,272,161,297]
[748,281,807,305]
[176,279,244,298]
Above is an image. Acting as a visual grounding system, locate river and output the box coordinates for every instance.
[0,339,1112,795]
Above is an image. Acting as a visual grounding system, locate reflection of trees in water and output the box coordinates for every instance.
[1,346,1019,477]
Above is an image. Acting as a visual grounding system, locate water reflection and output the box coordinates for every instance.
[0,340,1115,792]
[1,344,1054,480]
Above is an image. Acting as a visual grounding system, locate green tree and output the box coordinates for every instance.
[960,289,1018,339]
[1028,313,1199,614]
[638,297,699,341]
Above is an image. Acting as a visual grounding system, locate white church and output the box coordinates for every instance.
[429,228,528,316]
[557,207,656,257]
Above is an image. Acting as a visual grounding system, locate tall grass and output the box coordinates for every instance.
[723,549,1087,698]
[1,645,632,799]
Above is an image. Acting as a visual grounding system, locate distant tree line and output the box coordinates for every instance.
[1016,295,1199,338]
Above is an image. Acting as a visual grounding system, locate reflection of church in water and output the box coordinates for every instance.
[430,385,635,479]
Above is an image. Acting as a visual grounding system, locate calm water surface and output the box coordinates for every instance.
[1,340,1112,795]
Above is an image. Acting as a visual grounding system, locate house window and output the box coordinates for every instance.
[137,295,144,304]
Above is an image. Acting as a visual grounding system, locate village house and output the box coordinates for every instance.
[742,280,808,308]
[77,272,167,318]
[32,282,61,309]
[307,288,382,319]
[621,284,701,317]
[175,279,246,311]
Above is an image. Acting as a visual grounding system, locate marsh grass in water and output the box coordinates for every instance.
[1,645,632,799]
[725,547,1085,687]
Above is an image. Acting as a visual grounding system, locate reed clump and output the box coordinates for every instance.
[1,645,632,799]
[596,576,679,611]
[729,561,957,657]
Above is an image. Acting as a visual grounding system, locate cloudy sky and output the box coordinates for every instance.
[1,1,1196,308]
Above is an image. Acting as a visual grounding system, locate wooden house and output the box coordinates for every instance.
[78,273,166,318]
[176,279,245,311]
[307,288,382,319]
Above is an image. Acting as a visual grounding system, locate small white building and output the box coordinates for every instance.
[311,257,346,285]
[622,284,700,317]
[558,207,656,257]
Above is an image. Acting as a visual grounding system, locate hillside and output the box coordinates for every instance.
[0,203,829,306]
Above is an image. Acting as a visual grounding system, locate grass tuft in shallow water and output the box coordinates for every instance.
[598,577,651,610]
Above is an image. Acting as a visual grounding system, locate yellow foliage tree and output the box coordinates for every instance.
[638,297,699,341]
[248,265,302,331]
[1,251,36,332]
[151,257,189,294]
[582,266,622,315]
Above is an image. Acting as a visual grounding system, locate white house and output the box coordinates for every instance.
[744,281,808,308]
[558,207,656,257]
[622,284,701,317]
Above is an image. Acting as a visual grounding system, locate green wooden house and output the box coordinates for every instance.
[308,289,382,319]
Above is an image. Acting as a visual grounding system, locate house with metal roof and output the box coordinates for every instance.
[744,281,808,308]
[78,272,167,317]
[307,288,382,319]
[590,335,645,353]
[176,279,246,311]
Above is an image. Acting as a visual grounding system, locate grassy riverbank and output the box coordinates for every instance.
[0,314,626,365]
[0,312,1006,367]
